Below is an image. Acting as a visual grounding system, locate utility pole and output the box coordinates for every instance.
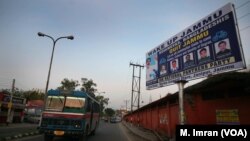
[130,62,144,112]
[6,79,15,125]
[124,100,129,111]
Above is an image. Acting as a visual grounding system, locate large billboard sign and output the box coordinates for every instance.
[146,3,246,90]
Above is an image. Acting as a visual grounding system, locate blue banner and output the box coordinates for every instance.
[146,3,246,90]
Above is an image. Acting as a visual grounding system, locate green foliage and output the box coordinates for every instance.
[57,77,110,113]
[80,78,97,97]
[23,89,45,101]
[105,108,115,117]
[95,95,109,115]
[58,77,110,105]
[57,78,79,91]
[1,88,44,101]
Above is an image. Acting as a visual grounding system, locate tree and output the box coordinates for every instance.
[1,88,45,102]
[95,95,109,116]
[23,89,45,101]
[57,78,79,91]
[81,78,97,97]
[105,108,115,117]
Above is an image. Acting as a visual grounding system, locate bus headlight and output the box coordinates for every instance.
[72,120,82,129]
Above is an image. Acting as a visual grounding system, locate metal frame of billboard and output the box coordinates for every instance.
[146,3,246,90]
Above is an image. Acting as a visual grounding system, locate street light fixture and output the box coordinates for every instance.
[38,32,74,40]
[38,32,74,111]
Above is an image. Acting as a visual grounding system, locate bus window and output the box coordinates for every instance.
[64,96,85,113]
[46,96,65,112]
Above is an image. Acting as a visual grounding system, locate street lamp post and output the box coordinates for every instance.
[38,32,74,111]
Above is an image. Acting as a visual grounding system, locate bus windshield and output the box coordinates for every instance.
[63,97,85,113]
[46,96,65,112]
[45,96,86,113]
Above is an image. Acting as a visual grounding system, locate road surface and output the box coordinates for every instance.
[17,121,144,141]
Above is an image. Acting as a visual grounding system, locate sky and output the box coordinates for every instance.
[0,0,250,110]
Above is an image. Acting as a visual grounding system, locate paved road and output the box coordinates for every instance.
[0,123,39,140]
[17,121,144,141]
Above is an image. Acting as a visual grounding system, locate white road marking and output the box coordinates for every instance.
[118,123,133,141]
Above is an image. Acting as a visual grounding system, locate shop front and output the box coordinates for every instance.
[0,92,26,123]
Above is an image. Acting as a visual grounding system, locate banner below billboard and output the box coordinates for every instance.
[146,3,246,90]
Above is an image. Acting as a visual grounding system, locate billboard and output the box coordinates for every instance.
[146,3,246,90]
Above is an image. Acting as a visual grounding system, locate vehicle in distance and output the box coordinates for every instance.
[110,116,122,123]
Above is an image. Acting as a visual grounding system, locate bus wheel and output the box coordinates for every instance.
[44,134,53,141]
[79,127,88,141]
[90,123,97,136]
[90,128,95,136]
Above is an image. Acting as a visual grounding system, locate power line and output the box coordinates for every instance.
[15,81,28,90]
[235,1,250,32]
[238,13,250,20]
[0,79,12,83]
[0,84,11,87]
[236,1,250,9]
[240,26,250,31]
[0,81,12,89]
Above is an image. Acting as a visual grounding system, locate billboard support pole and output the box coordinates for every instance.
[176,80,188,125]
[130,62,144,112]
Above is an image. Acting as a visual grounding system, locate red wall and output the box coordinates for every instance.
[124,93,250,138]
[185,94,250,125]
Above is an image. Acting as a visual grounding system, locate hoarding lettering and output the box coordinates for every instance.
[183,30,209,47]
[146,3,246,90]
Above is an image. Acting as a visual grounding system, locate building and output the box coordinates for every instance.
[0,92,26,123]
[124,71,250,139]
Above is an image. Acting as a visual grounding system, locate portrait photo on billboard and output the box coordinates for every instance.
[146,54,158,81]
[170,59,179,73]
[215,38,231,59]
[198,46,212,64]
[183,52,195,68]
[159,56,167,76]
[159,64,167,76]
